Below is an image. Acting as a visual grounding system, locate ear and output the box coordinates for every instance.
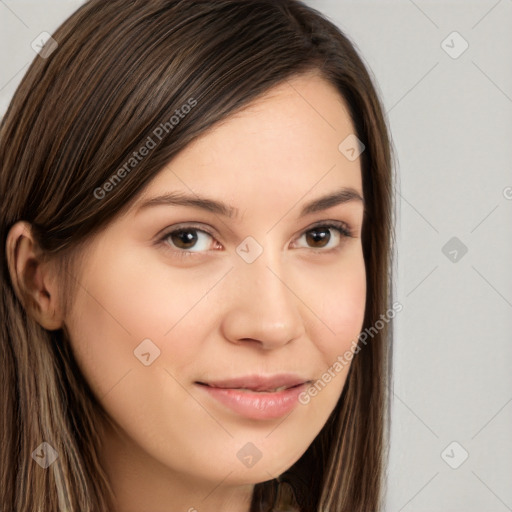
[5,221,64,330]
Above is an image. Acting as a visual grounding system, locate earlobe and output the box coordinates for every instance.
[5,221,64,331]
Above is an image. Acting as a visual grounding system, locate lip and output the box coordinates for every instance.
[195,374,311,420]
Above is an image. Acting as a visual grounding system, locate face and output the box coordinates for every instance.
[63,71,366,495]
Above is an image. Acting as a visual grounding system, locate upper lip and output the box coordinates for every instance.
[196,373,310,391]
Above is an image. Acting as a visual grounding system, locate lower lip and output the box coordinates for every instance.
[197,383,308,420]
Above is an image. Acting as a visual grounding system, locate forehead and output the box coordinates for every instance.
[130,71,362,215]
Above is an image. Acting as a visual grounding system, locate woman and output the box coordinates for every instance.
[0,1,396,510]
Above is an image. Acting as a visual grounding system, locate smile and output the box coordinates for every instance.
[195,374,311,420]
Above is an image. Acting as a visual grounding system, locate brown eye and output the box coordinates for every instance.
[161,226,216,253]
[295,222,352,252]
[169,229,199,249]
[305,227,332,248]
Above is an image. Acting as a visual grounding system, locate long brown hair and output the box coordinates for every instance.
[0,1,395,510]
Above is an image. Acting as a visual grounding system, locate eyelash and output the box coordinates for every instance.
[157,221,354,259]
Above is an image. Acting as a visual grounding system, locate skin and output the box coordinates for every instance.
[7,70,366,512]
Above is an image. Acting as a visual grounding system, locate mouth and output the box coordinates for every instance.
[195,374,312,420]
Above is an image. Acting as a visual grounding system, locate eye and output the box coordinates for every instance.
[293,221,353,252]
[159,224,218,257]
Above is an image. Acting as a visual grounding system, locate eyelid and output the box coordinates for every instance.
[304,219,353,237]
[157,222,217,240]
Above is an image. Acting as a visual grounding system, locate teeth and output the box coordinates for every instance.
[204,383,299,392]
[236,385,288,392]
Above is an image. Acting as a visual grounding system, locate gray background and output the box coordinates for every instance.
[1,1,511,511]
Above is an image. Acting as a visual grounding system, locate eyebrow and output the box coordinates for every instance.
[135,187,364,218]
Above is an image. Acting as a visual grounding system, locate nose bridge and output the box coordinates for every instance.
[244,250,293,313]
[221,241,305,347]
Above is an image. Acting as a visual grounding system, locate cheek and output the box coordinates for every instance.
[64,249,218,397]
[306,247,367,360]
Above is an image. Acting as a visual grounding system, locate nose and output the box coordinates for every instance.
[220,251,307,350]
